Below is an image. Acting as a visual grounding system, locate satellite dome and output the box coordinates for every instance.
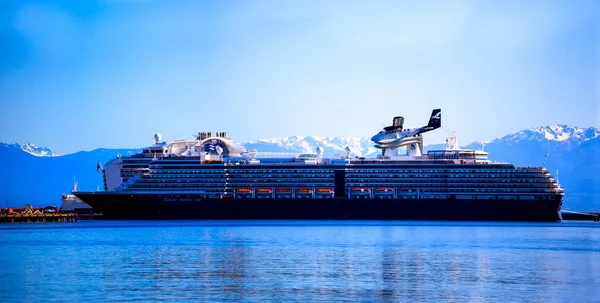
[154,133,162,142]
[316,146,323,155]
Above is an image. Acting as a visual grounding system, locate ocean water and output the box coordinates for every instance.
[0,221,598,303]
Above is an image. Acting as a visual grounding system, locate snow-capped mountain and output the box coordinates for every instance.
[245,136,379,158]
[3,142,60,157]
[488,125,600,147]
[20,142,60,156]
[246,126,600,156]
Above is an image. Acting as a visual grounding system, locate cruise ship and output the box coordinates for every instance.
[75,109,564,221]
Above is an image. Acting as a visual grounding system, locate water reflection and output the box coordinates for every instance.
[0,221,599,302]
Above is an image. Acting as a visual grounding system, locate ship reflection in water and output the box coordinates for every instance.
[1,221,598,302]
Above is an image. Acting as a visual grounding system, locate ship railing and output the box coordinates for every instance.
[338,186,561,199]
[515,166,545,172]
[345,182,557,189]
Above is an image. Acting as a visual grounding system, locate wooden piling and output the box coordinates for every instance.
[0,213,79,224]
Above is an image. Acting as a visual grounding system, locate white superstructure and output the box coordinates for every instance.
[61,181,92,211]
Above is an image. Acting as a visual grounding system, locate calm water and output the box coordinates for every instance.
[0,221,599,302]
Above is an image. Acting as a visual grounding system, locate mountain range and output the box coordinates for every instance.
[6,142,60,157]
[1,124,598,211]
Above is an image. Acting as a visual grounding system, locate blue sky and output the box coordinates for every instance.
[0,0,598,154]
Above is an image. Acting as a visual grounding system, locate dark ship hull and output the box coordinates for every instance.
[75,192,563,221]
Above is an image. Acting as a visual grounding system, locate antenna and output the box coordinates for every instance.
[72,176,79,192]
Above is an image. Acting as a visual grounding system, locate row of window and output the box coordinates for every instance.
[136,177,335,183]
[225,184,336,188]
[152,169,226,174]
[346,182,555,189]
[226,174,335,178]
[124,182,558,193]
[346,173,547,178]
[129,184,227,188]
[128,179,553,187]
[145,174,227,179]
[228,178,335,183]
[131,169,550,177]
[345,178,551,184]
[346,168,537,173]
[148,166,547,174]
[422,188,557,193]
[129,183,337,188]
[136,179,225,183]
[120,187,559,198]
[134,173,549,181]
[151,168,337,173]
[124,188,225,192]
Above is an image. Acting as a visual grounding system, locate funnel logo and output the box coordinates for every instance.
[202,139,224,153]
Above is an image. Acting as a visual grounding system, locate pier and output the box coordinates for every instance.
[1,213,78,223]
[0,205,103,224]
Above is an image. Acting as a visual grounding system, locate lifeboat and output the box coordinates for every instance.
[221,193,233,199]
[315,188,334,199]
[275,188,292,198]
[203,160,223,164]
[316,188,333,194]
[350,188,371,195]
[295,189,313,198]
[256,188,273,194]
[236,188,252,193]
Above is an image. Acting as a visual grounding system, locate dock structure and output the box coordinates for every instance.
[0,213,78,223]
[0,204,103,224]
